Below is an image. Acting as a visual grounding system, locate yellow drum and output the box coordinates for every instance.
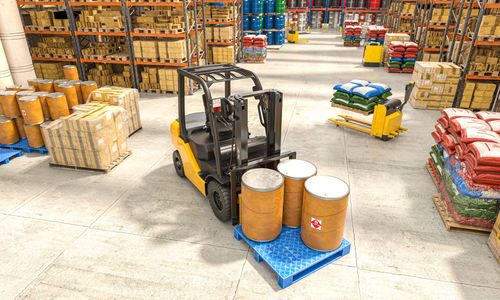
[69,80,83,104]
[18,95,44,125]
[0,117,20,145]
[0,90,21,118]
[38,79,55,93]
[0,100,3,116]
[277,159,317,228]
[27,79,42,91]
[33,92,51,120]
[241,168,284,242]
[301,176,350,251]
[19,85,36,92]
[54,79,68,92]
[15,91,34,101]
[63,65,79,81]
[58,83,79,109]
[6,85,20,92]
[13,116,26,139]
[81,81,98,102]
[46,93,70,120]
[24,122,45,148]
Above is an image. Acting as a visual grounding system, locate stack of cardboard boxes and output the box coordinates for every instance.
[401,2,416,15]
[133,7,193,32]
[138,67,190,94]
[478,15,500,36]
[42,104,129,170]
[76,8,124,30]
[81,42,121,57]
[409,62,461,110]
[429,8,449,23]
[34,62,65,80]
[205,6,235,20]
[423,31,447,48]
[210,46,235,64]
[206,26,234,42]
[383,33,410,64]
[460,82,497,110]
[30,36,75,57]
[28,11,69,28]
[90,87,142,135]
[87,64,132,88]
[133,40,187,61]
[422,53,441,62]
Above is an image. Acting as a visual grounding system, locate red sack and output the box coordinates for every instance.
[437,117,449,128]
[468,142,500,167]
[463,159,500,185]
[464,153,500,173]
[442,133,458,149]
[439,141,455,155]
[460,128,500,144]
[476,111,500,122]
[435,123,447,135]
[488,120,500,133]
[432,131,442,143]
[442,108,477,120]
[450,117,490,132]
[455,144,466,160]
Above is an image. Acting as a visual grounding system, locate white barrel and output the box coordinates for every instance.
[0,40,13,89]
[0,0,36,85]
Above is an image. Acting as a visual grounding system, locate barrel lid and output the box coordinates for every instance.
[54,80,68,84]
[0,90,17,96]
[242,168,284,192]
[6,85,19,89]
[69,80,82,85]
[27,78,41,83]
[58,83,75,88]
[24,122,43,126]
[18,95,39,102]
[39,79,54,84]
[305,176,349,201]
[19,85,34,90]
[63,65,76,68]
[33,91,50,96]
[0,116,13,124]
[47,92,65,98]
[16,91,34,96]
[81,81,97,86]
[277,159,317,180]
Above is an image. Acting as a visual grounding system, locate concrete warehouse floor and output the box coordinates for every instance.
[1,31,499,299]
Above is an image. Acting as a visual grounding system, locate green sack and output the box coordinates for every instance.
[333,91,351,100]
[331,97,351,107]
[350,94,379,105]
[379,91,393,99]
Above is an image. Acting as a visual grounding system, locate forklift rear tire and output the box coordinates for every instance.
[173,151,185,177]
[207,181,231,222]
[381,135,390,141]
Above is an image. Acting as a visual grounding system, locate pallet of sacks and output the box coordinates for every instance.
[366,26,387,45]
[343,25,362,46]
[429,108,500,229]
[331,80,392,114]
[89,87,142,136]
[243,34,267,63]
[385,41,417,72]
[41,103,130,172]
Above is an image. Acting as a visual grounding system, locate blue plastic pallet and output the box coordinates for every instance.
[234,225,350,288]
[0,138,48,154]
[0,148,23,164]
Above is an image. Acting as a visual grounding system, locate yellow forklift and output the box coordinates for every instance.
[171,64,296,224]
[329,82,414,141]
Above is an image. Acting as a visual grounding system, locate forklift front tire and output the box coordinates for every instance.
[173,151,185,177]
[207,181,231,222]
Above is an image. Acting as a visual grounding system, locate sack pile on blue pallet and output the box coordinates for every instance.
[243,0,286,46]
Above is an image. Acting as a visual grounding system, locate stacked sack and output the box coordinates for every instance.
[243,35,267,63]
[331,80,392,113]
[430,108,500,228]
[344,25,362,46]
[366,26,387,45]
[386,41,418,72]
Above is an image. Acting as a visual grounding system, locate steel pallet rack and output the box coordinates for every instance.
[205,0,242,64]
[15,0,207,94]
[440,0,500,110]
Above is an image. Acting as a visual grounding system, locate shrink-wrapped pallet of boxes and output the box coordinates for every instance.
[41,104,130,171]
[90,87,142,136]
[409,62,461,110]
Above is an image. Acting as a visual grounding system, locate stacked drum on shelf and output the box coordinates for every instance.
[240,160,350,251]
[0,65,98,148]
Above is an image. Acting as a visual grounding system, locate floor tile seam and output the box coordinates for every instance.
[232,248,250,300]
[1,213,89,228]
[88,226,249,252]
[9,188,51,215]
[357,266,500,290]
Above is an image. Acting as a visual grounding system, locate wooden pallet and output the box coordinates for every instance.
[244,60,266,64]
[476,35,500,42]
[428,21,446,26]
[83,54,106,60]
[432,194,492,236]
[49,26,69,32]
[49,151,131,174]
[141,88,178,95]
[106,52,129,61]
[468,70,499,77]
[77,27,99,32]
[206,18,233,23]
[262,28,286,32]
[99,28,125,33]
[136,57,187,63]
[53,54,75,59]
[330,102,372,116]
[208,39,234,43]
[488,233,500,263]
[426,161,440,189]
[267,44,283,50]
[26,25,51,31]
[156,27,184,34]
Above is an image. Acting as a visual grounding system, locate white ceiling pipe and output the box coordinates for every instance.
[0,0,36,86]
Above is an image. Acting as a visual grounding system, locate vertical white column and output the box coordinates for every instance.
[0,0,36,85]
[0,40,13,89]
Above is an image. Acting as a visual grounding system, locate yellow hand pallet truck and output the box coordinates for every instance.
[329,82,414,141]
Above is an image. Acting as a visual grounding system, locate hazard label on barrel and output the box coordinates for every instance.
[311,217,322,230]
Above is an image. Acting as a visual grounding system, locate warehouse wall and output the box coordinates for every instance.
[0,0,36,85]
